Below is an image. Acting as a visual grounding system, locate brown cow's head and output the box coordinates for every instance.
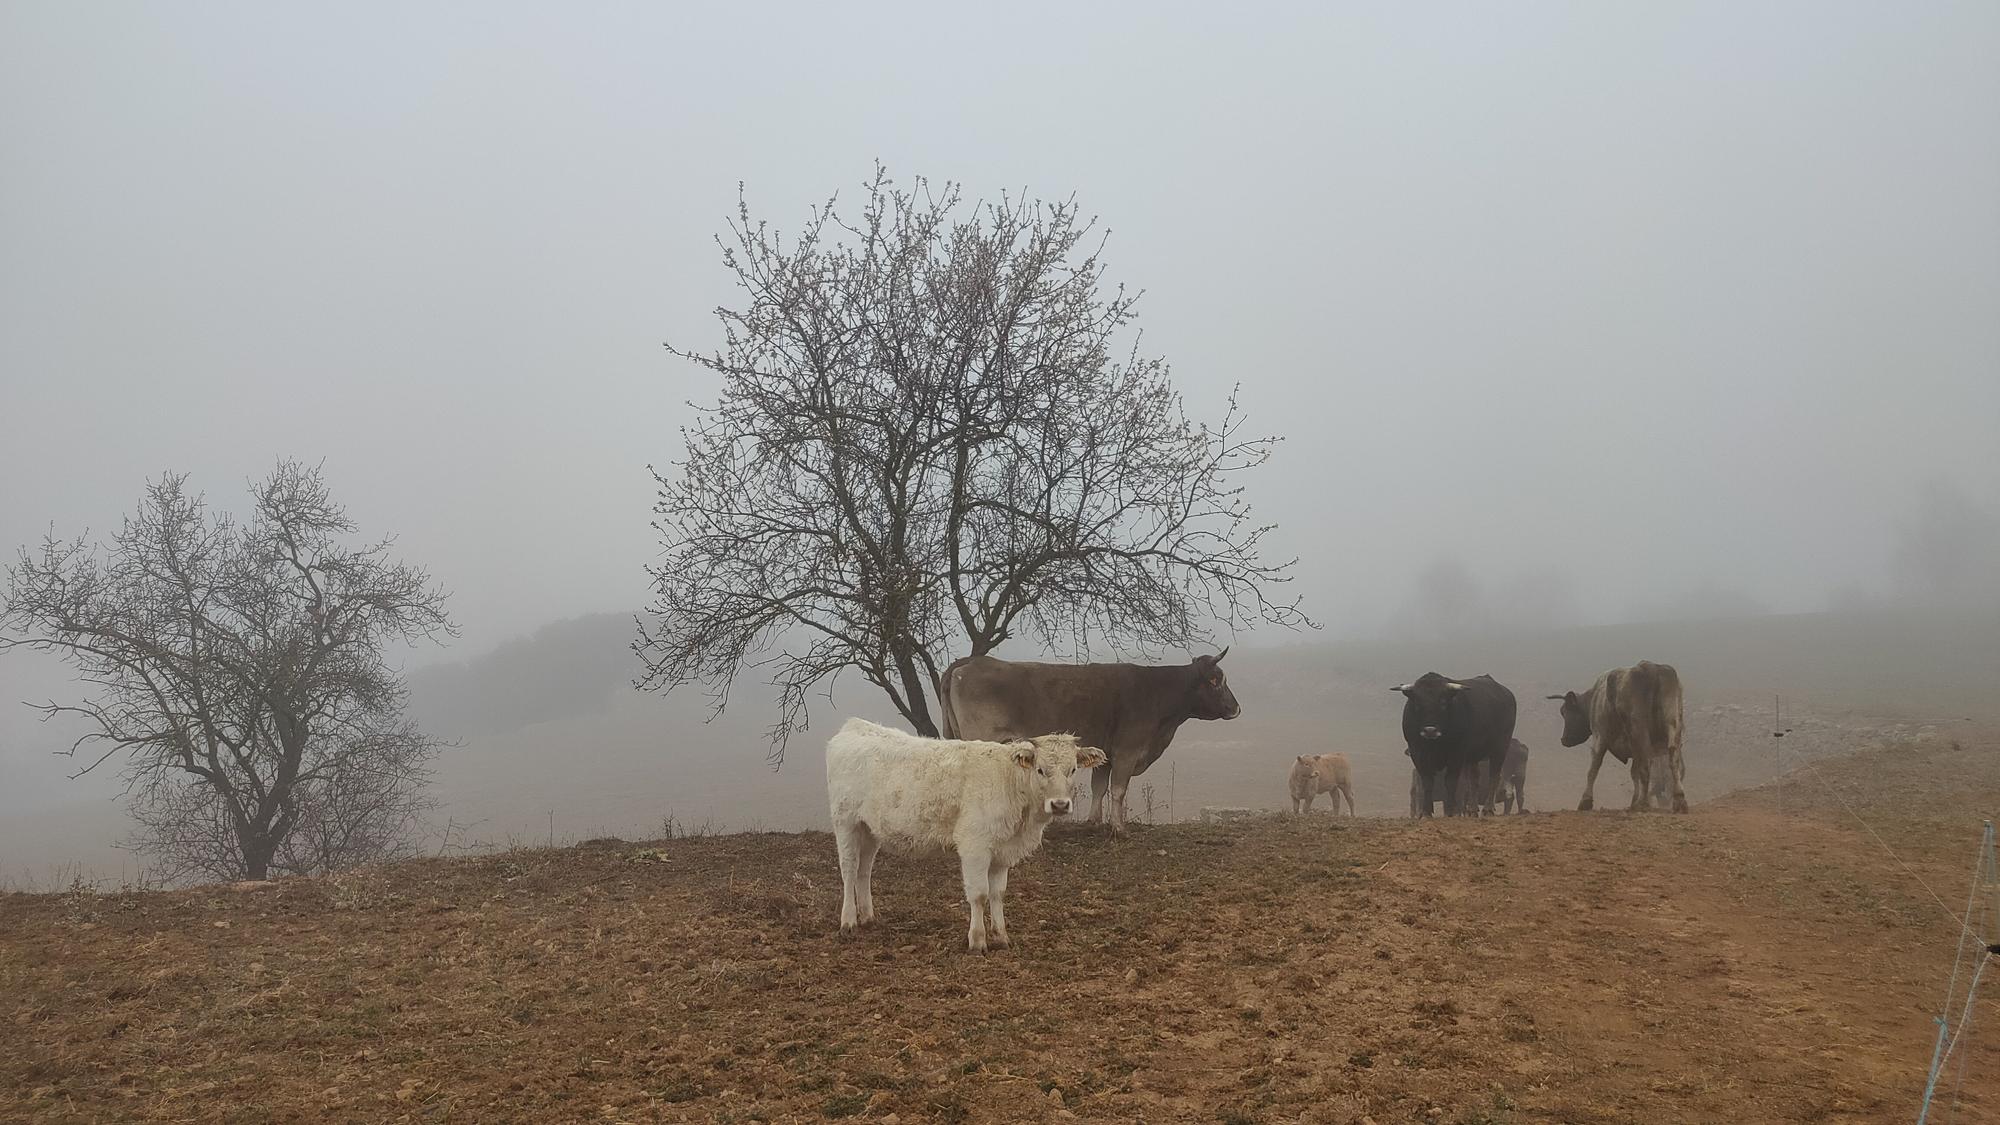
[1189,648,1240,721]
[1545,691,1593,747]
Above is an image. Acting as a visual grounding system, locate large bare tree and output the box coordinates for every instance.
[0,462,453,882]
[637,170,1308,761]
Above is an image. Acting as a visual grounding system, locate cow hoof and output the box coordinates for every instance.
[1673,798,1690,814]
[990,937,1009,951]
[1577,797,1593,812]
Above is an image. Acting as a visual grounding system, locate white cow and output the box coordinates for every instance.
[825,717,1106,953]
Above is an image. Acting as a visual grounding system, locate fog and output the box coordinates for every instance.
[3,3,1997,877]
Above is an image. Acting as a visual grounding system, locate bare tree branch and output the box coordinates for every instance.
[637,170,1313,764]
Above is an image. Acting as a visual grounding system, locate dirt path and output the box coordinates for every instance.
[4,736,1997,1123]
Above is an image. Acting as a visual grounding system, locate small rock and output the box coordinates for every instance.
[1123,968,1138,985]
[212,921,231,929]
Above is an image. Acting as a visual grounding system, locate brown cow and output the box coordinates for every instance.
[1289,753,1355,815]
[938,651,1240,832]
[1547,661,1687,813]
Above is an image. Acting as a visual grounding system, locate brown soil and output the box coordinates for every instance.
[6,736,2000,1124]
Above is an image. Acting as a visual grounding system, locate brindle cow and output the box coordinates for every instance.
[938,651,1240,832]
[1547,660,1687,813]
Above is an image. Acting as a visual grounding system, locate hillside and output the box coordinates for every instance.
[5,607,1995,886]
[403,608,1998,851]
[5,732,1999,1123]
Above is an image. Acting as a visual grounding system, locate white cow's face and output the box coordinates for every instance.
[1013,734,1109,816]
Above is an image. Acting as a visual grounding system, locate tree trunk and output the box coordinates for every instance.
[892,647,942,737]
[238,827,276,881]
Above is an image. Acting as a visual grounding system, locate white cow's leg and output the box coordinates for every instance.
[854,829,881,927]
[1300,791,1314,814]
[986,858,1012,949]
[1087,764,1110,826]
[834,822,862,934]
[960,846,993,953]
[1341,784,1356,816]
[1629,754,1652,812]
[1579,746,1607,811]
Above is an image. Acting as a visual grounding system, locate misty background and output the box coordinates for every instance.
[3,3,1997,881]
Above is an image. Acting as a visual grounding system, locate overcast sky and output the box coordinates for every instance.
[3,1,1996,661]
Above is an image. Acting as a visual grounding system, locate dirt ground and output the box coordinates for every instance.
[6,735,2000,1124]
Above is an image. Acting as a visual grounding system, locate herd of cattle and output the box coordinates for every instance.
[825,651,1689,950]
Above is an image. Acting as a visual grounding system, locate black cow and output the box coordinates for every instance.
[1395,672,1518,817]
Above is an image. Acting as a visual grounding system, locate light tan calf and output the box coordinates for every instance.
[1289,753,1356,815]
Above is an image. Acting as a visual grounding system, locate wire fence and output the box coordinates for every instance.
[1755,704,1993,1124]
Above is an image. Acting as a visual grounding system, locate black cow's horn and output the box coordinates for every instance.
[1445,681,1465,691]
[1391,683,1412,693]
[1214,646,1229,663]
[1545,693,1565,700]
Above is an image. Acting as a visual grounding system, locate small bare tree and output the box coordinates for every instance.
[1894,479,2000,607]
[0,462,453,882]
[638,169,1309,760]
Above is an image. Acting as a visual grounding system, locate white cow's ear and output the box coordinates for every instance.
[1013,746,1037,769]
[1075,747,1108,768]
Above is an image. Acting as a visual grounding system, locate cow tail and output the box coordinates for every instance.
[937,658,965,740]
